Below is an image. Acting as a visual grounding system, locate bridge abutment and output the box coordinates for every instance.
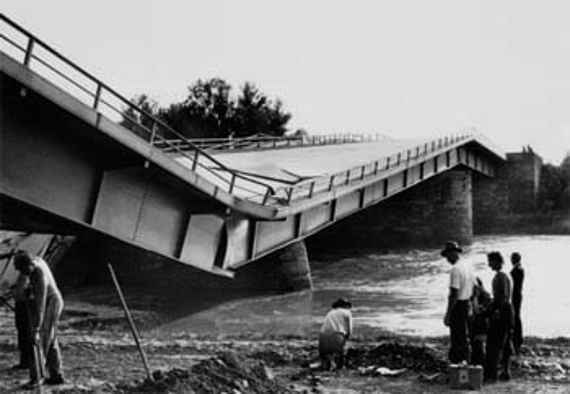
[309,169,473,251]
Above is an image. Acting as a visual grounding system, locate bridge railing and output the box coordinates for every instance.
[0,14,275,204]
[272,132,476,204]
[154,133,386,152]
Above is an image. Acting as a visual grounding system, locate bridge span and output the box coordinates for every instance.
[0,15,504,290]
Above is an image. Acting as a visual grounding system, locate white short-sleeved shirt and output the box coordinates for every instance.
[449,260,475,300]
[321,308,353,336]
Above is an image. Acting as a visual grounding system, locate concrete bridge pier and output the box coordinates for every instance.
[234,240,313,292]
[274,241,313,291]
[309,169,474,250]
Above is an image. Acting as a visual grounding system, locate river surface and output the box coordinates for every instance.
[163,235,570,338]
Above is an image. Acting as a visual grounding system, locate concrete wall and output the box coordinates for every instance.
[504,151,542,213]
[473,149,543,233]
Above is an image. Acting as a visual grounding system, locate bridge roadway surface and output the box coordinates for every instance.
[0,14,504,278]
[188,138,426,190]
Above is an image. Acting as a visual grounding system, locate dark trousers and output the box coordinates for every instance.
[319,332,347,370]
[449,300,471,363]
[485,304,513,380]
[15,300,32,367]
[471,336,486,366]
[512,295,523,353]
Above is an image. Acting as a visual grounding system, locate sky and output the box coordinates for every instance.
[2,0,570,164]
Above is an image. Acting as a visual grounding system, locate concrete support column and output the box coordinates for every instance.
[309,169,474,250]
[235,240,313,292]
[274,241,313,292]
[434,169,473,245]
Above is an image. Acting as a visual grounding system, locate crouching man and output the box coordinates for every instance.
[13,251,65,389]
[319,298,353,370]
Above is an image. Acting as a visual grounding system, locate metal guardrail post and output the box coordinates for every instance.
[93,83,102,109]
[345,170,351,185]
[397,153,401,165]
[228,174,236,193]
[261,188,271,204]
[23,37,34,66]
[308,181,315,198]
[360,165,366,180]
[286,187,293,204]
[149,120,157,145]
[374,161,379,175]
[328,175,335,191]
[385,157,391,169]
[191,150,199,171]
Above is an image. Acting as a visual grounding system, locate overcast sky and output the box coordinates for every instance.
[3,1,570,163]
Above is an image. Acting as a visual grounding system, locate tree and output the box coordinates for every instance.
[538,163,567,211]
[120,94,160,140]
[233,83,291,137]
[559,152,570,209]
[121,78,292,140]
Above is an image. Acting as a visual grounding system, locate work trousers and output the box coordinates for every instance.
[512,295,523,354]
[318,331,347,369]
[470,336,486,366]
[449,300,471,363]
[485,303,513,381]
[15,300,32,367]
[29,296,64,382]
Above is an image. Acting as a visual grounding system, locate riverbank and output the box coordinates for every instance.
[1,298,568,393]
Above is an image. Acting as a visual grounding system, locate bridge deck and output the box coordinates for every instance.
[0,14,506,276]
[174,138,425,199]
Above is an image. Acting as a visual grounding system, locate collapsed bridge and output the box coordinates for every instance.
[0,15,505,291]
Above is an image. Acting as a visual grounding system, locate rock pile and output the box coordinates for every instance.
[120,352,292,393]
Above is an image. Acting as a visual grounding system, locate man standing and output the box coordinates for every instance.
[1,250,32,370]
[442,241,475,364]
[13,251,65,388]
[510,252,524,355]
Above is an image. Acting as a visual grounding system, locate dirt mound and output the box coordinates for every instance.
[119,351,292,393]
[347,341,448,373]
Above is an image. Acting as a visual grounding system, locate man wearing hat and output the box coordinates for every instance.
[441,241,475,364]
[319,298,353,370]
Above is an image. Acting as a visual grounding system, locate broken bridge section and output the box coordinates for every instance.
[0,15,504,291]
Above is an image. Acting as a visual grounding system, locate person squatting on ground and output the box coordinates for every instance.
[441,241,475,364]
[319,298,353,370]
[484,251,514,382]
[510,252,524,355]
[13,250,65,388]
[470,277,491,367]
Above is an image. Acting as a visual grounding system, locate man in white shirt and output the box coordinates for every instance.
[442,241,475,364]
[319,298,353,370]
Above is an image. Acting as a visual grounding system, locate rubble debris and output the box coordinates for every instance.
[346,341,448,373]
[118,351,292,393]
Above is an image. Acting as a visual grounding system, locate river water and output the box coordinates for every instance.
[163,235,570,338]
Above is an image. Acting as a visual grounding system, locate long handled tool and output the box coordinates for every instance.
[107,263,153,382]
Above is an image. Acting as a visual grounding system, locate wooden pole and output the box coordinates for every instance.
[107,263,153,381]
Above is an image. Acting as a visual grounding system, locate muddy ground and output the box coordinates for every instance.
[1,291,569,393]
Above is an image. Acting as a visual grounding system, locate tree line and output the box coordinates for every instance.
[538,152,570,211]
[121,78,291,140]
